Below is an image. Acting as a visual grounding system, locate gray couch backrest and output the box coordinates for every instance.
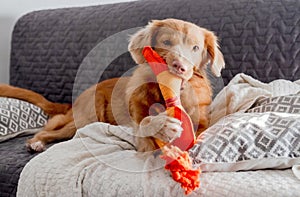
[10,0,300,103]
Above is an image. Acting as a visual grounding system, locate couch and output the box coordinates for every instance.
[0,0,299,196]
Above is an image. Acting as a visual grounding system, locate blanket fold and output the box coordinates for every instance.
[210,73,300,126]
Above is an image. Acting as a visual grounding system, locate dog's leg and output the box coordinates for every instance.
[43,114,69,130]
[43,111,73,131]
[26,120,77,152]
[135,112,183,151]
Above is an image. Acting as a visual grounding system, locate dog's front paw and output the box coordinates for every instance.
[139,112,183,143]
[154,114,183,143]
[26,138,46,153]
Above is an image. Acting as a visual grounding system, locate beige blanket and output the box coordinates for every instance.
[17,122,300,197]
[210,73,300,126]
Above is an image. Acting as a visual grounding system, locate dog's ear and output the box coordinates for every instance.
[128,22,156,64]
[201,30,225,77]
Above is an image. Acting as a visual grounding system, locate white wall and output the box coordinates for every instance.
[0,0,137,83]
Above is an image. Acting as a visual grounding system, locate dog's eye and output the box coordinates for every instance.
[163,40,172,46]
[193,45,199,52]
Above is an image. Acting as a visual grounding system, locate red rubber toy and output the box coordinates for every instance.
[142,46,201,195]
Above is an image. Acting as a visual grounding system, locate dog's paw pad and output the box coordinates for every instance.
[26,141,45,152]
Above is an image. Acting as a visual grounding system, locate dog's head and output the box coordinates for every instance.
[128,18,225,81]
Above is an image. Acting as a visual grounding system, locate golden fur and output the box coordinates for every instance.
[0,19,224,152]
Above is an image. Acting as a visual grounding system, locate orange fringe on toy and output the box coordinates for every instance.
[161,145,201,195]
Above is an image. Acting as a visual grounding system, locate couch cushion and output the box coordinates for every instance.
[10,0,300,103]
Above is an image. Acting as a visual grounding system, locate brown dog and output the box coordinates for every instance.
[0,19,224,152]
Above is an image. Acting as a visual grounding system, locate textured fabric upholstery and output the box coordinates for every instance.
[10,0,300,103]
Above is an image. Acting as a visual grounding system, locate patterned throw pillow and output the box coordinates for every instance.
[189,112,300,172]
[247,94,300,114]
[0,97,48,142]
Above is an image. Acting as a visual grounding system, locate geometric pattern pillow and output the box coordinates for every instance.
[189,112,300,172]
[247,94,300,114]
[0,97,48,142]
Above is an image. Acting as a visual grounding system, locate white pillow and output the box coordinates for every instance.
[189,94,300,172]
[0,97,48,142]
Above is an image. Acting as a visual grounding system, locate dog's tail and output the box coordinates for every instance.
[0,84,71,116]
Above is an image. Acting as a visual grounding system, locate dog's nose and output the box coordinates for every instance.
[172,60,187,74]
